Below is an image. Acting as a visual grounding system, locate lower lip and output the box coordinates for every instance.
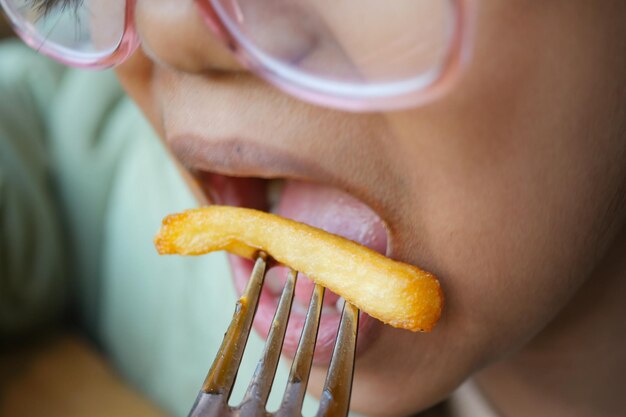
[228,254,381,364]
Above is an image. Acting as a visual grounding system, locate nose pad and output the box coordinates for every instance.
[134,0,244,73]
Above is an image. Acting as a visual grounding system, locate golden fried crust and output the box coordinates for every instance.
[155,206,443,332]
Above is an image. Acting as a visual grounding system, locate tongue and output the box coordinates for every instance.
[274,180,388,307]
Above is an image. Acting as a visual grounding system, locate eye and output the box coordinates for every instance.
[28,0,84,16]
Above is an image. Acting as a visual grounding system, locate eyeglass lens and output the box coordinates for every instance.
[2,0,125,59]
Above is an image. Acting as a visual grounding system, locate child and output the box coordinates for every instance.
[1,1,625,416]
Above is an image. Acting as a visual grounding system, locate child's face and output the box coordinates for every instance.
[116,1,625,416]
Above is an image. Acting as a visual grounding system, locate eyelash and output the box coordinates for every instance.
[29,0,84,15]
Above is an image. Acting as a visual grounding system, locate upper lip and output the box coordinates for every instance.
[170,134,332,182]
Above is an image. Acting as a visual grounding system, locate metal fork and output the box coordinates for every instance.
[188,252,359,417]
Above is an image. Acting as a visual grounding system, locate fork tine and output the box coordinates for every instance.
[239,269,298,416]
[276,284,326,417]
[316,302,359,417]
[188,253,268,417]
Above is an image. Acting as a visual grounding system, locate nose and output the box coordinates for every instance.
[134,0,244,73]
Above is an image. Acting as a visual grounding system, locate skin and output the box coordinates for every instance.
[116,0,626,416]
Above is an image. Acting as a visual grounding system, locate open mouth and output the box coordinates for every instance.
[194,172,388,363]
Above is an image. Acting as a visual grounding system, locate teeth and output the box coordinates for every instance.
[266,179,285,214]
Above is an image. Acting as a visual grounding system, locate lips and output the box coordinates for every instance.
[195,171,387,363]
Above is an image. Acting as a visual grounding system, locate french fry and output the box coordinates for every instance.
[155,206,443,331]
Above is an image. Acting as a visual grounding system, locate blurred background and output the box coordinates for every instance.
[0,13,166,417]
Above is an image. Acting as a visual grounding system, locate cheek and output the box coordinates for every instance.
[407,179,583,355]
[340,106,610,416]
[382,88,613,377]
[382,106,594,368]
[378,0,625,363]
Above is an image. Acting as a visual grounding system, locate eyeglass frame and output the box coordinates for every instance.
[0,0,477,112]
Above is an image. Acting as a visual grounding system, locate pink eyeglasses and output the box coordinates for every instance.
[0,0,475,111]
